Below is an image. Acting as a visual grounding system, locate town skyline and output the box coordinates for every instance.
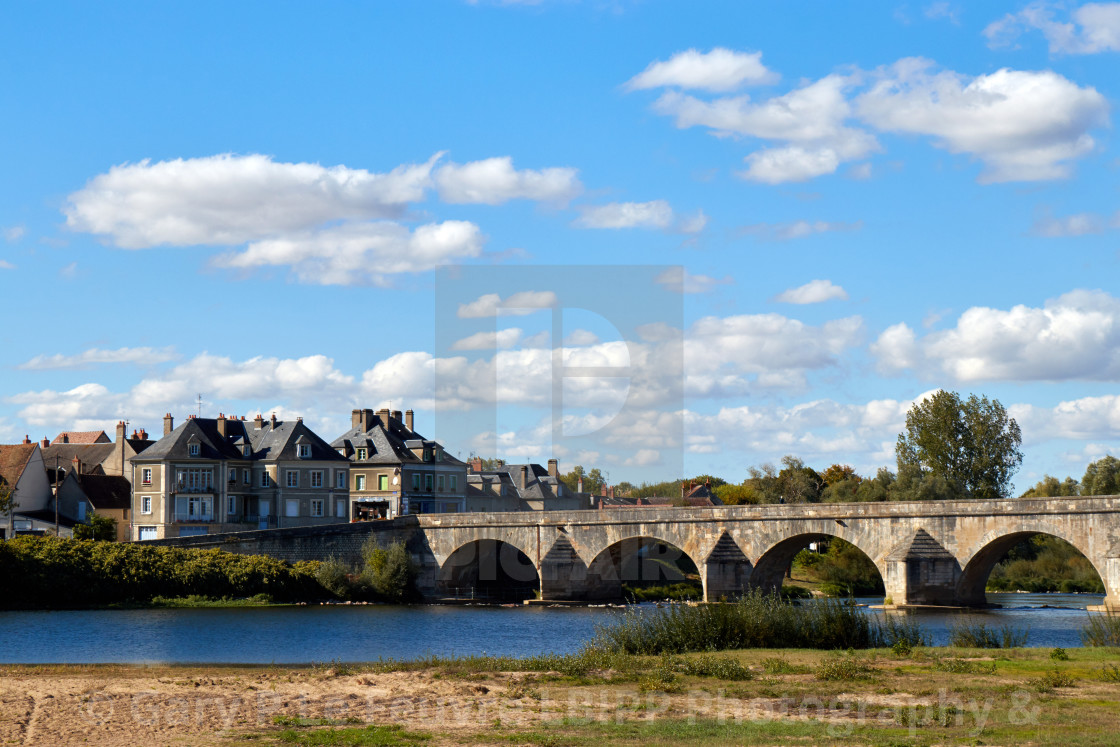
[2,2,1120,486]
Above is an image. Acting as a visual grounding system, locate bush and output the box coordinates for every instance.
[72,514,117,542]
[361,539,415,602]
[948,622,1028,648]
[315,557,355,600]
[816,652,877,681]
[590,590,929,654]
[1032,668,1076,691]
[1081,612,1120,647]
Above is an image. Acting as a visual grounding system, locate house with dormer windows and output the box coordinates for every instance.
[130,412,350,541]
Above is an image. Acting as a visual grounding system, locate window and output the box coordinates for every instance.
[310,499,324,517]
[356,448,367,460]
[299,444,311,459]
[438,475,445,492]
[228,496,236,514]
[286,471,299,488]
[450,476,458,492]
[243,445,251,457]
[355,474,366,491]
[285,499,299,517]
[228,468,236,483]
[411,474,419,491]
[260,471,270,488]
[176,468,213,492]
[425,474,433,491]
[187,496,211,520]
[243,468,250,485]
[188,443,200,457]
[336,470,346,489]
[336,500,346,518]
[310,471,323,488]
[378,474,388,491]
[141,496,152,514]
[141,468,152,486]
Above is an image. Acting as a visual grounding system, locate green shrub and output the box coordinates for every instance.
[361,539,415,602]
[315,557,355,600]
[815,652,877,681]
[1032,667,1076,691]
[1049,647,1069,661]
[72,515,117,542]
[761,656,811,675]
[933,657,996,674]
[1099,664,1120,682]
[948,622,1028,648]
[1081,612,1120,647]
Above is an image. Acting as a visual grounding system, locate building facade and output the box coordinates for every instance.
[130,413,350,541]
[331,408,467,519]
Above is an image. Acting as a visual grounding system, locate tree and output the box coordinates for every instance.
[714,483,758,505]
[821,464,860,486]
[1081,456,1120,496]
[895,390,1023,500]
[1020,474,1080,498]
[73,514,117,542]
[559,465,605,495]
[776,456,823,503]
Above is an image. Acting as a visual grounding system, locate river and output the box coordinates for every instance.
[0,592,1106,664]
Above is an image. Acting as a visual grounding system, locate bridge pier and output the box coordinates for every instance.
[538,535,592,601]
[701,532,752,602]
[883,529,962,606]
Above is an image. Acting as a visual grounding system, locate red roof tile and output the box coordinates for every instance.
[53,431,111,445]
[0,444,36,487]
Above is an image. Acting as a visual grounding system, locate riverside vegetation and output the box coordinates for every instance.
[0,535,414,609]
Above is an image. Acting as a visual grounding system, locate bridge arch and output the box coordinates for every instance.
[437,538,540,601]
[956,527,1108,606]
[583,535,702,601]
[751,532,886,597]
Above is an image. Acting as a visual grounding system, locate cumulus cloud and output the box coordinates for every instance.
[65,153,442,248]
[625,47,778,92]
[4,225,25,242]
[19,346,178,371]
[434,156,581,205]
[856,58,1108,182]
[739,219,862,241]
[1031,210,1111,236]
[457,290,558,318]
[0,260,14,270]
[213,220,484,286]
[773,279,849,304]
[873,289,1120,381]
[450,328,523,351]
[574,200,674,229]
[986,2,1120,54]
[654,267,732,294]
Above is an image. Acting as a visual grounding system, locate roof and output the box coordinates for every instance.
[475,463,566,503]
[0,444,37,488]
[79,474,132,510]
[331,415,465,467]
[42,443,115,472]
[53,430,111,444]
[133,416,346,464]
[15,509,80,529]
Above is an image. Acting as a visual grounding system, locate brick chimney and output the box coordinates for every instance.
[270,412,277,429]
[405,409,414,432]
[378,408,390,429]
[72,455,81,475]
[520,465,529,490]
[60,434,69,444]
[547,459,558,478]
[115,420,126,443]
[578,477,583,493]
[469,457,482,474]
[216,413,227,437]
[391,410,402,425]
[254,413,264,429]
[163,413,174,436]
[600,485,607,497]
[21,435,30,445]
[41,437,49,448]
[351,409,362,429]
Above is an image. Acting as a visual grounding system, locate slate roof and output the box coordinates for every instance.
[42,443,115,473]
[475,463,566,503]
[53,430,111,444]
[0,444,36,488]
[79,474,132,510]
[331,416,465,467]
[133,417,347,464]
[15,509,80,529]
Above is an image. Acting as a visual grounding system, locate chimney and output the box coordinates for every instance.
[270,412,277,429]
[139,428,147,440]
[600,485,607,497]
[520,465,529,490]
[391,410,402,425]
[578,477,583,493]
[351,409,361,429]
[116,420,126,443]
[547,459,558,478]
[254,413,264,429]
[469,457,482,474]
[216,413,227,437]
[21,435,30,445]
[405,409,414,432]
[41,437,49,448]
[72,455,81,475]
[378,408,390,429]
[60,434,69,444]
[609,486,615,500]
[163,413,174,436]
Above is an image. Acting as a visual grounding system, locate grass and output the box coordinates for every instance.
[1081,612,1120,646]
[815,651,878,680]
[947,621,1029,648]
[145,593,276,608]
[273,724,430,745]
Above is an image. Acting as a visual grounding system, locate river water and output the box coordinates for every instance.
[0,593,1106,664]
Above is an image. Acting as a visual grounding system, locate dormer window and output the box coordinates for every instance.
[243,445,251,457]
[299,444,311,459]
[356,448,367,460]
[188,443,200,457]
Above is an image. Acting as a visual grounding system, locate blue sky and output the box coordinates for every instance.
[2,0,1120,489]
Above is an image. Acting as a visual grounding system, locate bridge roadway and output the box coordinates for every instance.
[414,496,1120,608]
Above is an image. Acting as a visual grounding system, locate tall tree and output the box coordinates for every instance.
[896,390,1023,500]
[1081,456,1120,496]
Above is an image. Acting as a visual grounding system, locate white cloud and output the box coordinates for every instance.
[676,209,709,234]
[740,219,861,241]
[652,74,881,183]
[856,58,1108,182]
[924,2,961,24]
[773,279,849,304]
[563,329,600,346]
[1032,210,1108,236]
[18,346,178,371]
[625,47,778,92]
[59,262,78,279]
[457,290,558,318]
[65,153,442,248]
[575,200,674,229]
[4,225,25,242]
[214,220,484,286]
[450,328,523,351]
[0,260,14,270]
[434,156,581,205]
[654,267,732,294]
[986,2,1120,54]
[873,289,1120,381]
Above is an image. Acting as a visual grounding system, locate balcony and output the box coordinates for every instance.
[174,485,214,494]
[173,513,215,523]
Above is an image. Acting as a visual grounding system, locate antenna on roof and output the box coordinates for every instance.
[197,394,203,418]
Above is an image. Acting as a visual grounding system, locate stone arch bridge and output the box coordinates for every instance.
[412,496,1120,608]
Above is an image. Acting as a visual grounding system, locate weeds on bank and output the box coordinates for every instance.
[1081,612,1120,646]
[815,651,878,681]
[1032,667,1077,692]
[932,657,997,675]
[947,621,1029,648]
